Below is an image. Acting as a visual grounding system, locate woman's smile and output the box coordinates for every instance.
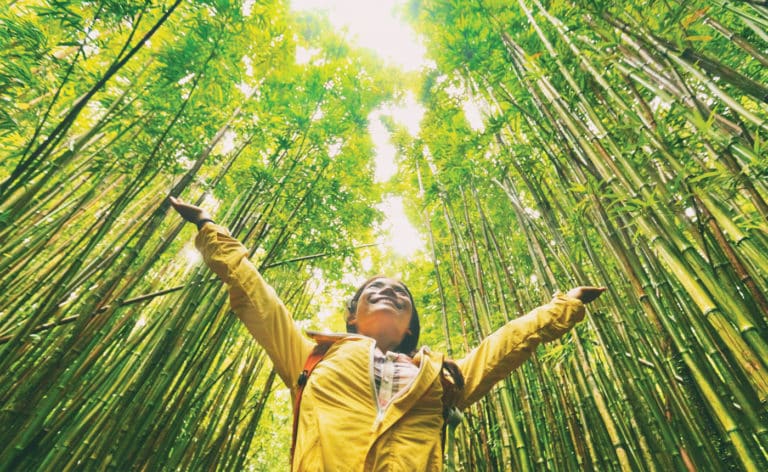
[369,295,403,309]
[347,277,415,352]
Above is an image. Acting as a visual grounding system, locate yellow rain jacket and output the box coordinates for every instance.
[196,223,586,471]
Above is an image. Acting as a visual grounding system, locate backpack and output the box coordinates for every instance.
[289,342,463,464]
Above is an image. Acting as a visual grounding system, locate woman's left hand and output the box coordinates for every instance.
[169,196,212,227]
[565,286,606,304]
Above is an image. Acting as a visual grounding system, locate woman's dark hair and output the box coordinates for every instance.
[346,275,420,355]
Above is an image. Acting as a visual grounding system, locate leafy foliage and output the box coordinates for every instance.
[1,0,768,470]
[401,0,768,470]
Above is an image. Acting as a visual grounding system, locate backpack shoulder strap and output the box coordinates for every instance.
[440,360,465,453]
[290,342,333,464]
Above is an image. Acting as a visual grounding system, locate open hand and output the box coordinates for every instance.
[566,286,606,304]
[169,196,212,226]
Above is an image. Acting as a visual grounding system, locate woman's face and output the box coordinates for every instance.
[348,278,413,351]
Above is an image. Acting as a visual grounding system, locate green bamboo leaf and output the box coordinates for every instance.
[685,35,713,42]
[3,0,768,470]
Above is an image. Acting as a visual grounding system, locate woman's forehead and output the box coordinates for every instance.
[366,277,407,290]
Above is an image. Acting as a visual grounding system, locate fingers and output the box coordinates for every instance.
[169,196,195,212]
[581,286,607,303]
[168,196,211,226]
[566,286,607,304]
[169,196,196,222]
[169,196,186,214]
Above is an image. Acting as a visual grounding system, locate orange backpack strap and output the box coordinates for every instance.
[290,343,332,464]
[440,360,465,452]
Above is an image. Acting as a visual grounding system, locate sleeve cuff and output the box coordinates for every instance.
[196,219,216,230]
[194,222,230,251]
[553,290,583,306]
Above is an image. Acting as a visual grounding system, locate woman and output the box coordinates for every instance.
[170,196,605,471]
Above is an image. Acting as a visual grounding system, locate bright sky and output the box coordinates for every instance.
[290,0,426,71]
[292,0,428,258]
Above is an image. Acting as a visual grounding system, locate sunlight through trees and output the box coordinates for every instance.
[1,0,766,470]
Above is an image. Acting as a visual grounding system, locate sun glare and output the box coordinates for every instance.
[290,0,427,259]
[290,0,425,71]
[377,196,424,257]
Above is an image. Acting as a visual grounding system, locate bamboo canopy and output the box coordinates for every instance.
[1,0,767,470]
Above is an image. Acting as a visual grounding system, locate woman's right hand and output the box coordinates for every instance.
[169,196,213,227]
[565,286,606,304]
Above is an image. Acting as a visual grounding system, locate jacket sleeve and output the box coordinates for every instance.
[455,293,585,409]
[194,222,313,390]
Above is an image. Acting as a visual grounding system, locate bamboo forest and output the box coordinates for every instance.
[2,0,768,470]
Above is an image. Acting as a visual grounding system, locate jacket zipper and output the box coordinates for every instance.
[369,343,384,427]
[370,345,427,430]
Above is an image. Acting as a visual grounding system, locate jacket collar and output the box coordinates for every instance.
[305,330,361,346]
[305,330,443,364]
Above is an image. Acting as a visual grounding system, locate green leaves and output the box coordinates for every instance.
[2,0,768,470]
[0,2,402,469]
[404,0,768,469]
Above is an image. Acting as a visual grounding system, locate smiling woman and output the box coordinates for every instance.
[345,276,419,353]
[169,196,605,471]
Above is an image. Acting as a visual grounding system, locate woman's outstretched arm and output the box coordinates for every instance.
[455,287,605,409]
[170,197,313,392]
